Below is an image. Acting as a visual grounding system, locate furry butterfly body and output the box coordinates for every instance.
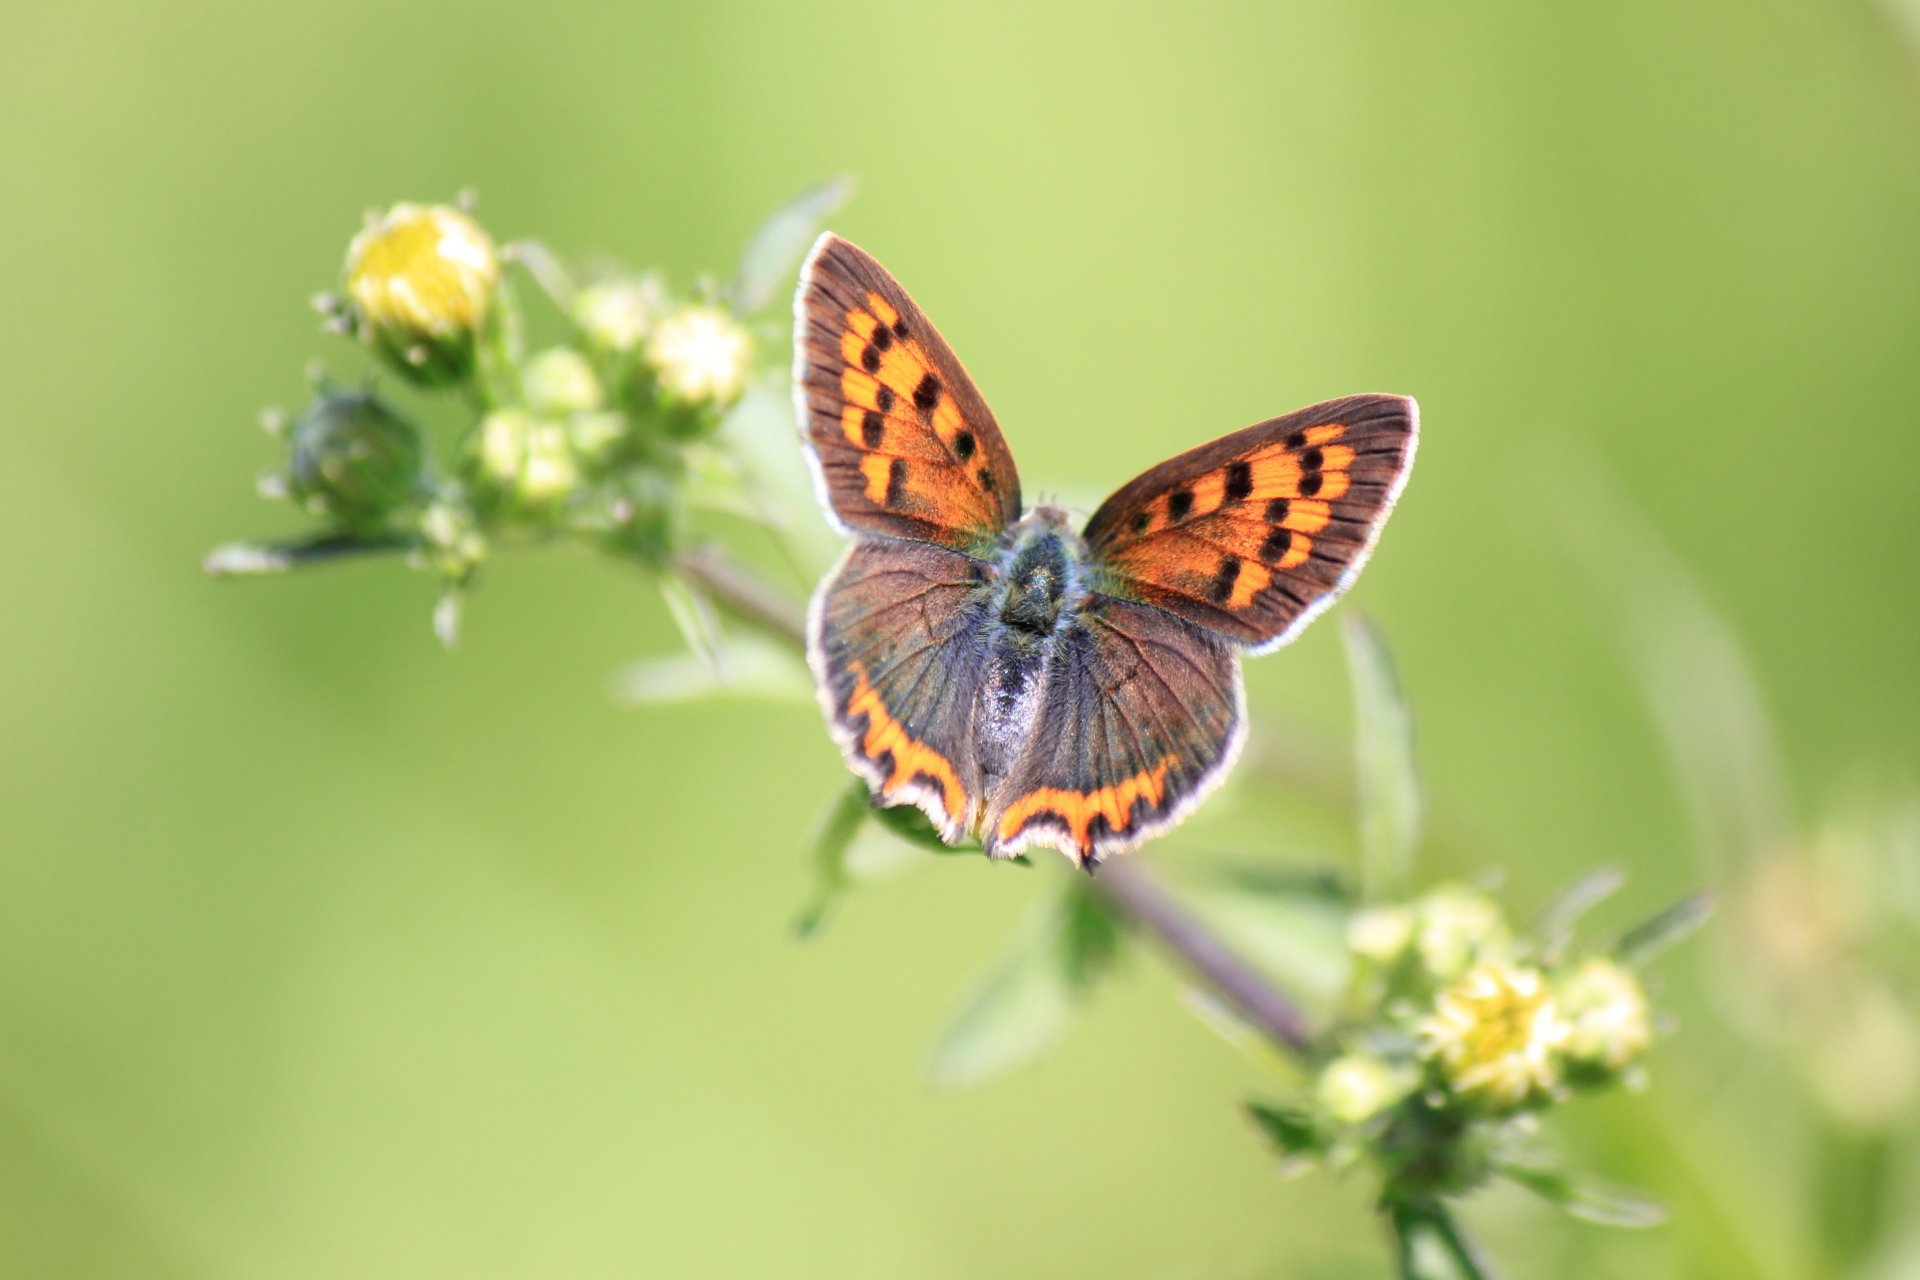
[795,235,1417,868]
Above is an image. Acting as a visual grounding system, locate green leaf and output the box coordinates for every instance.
[793,781,877,939]
[1535,865,1627,960]
[1246,1100,1325,1161]
[925,885,1120,1089]
[656,571,726,679]
[610,633,812,706]
[1343,615,1422,901]
[1498,1162,1669,1228]
[1613,891,1714,966]
[728,176,855,314]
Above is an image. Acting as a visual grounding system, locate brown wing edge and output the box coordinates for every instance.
[789,231,1023,540]
[1084,393,1420,656]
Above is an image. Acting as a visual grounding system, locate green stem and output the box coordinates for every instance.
[1389,1200,1497,1280]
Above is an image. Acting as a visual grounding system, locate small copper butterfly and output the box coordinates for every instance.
[794,235,1418,869]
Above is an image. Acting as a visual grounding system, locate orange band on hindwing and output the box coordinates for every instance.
[995,756,1177,857]
[844,664,967,823]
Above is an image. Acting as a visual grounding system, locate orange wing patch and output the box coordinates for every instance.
[795,235,1021,548]
[1081,395,1418,650]
[994,756,1176,859]
[844,663,968,826]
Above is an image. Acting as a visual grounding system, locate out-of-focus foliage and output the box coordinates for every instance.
[3,1,1918,1277]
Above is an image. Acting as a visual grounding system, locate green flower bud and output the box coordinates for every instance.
[468,410,578,510]
[1348,905,1416,964]
[1556,957,1653,1078]
[574,277,665,354]
[523,347,604,417]
[1411,885,1512,982]
[286,388,425,530]
[417,497,486,579]
[644,304,753,409]
[1316,1053,1416,1125]
[344,203,500,385]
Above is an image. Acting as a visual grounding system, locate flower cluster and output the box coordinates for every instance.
[223,187,843,643]
[1251,878,1684,1219]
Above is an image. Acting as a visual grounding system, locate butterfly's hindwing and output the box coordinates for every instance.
[794,235,1022,550]
[806,537,996,841]
[1083,394,1417,652]
[982,596,1245,867]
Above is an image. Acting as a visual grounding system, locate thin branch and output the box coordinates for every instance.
[1089,858,1314,1054]
[676,544,1318,1059]
[672,545,809,646]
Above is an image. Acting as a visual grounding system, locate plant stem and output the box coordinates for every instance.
[674,542,1319,1060]
[1089,857,1314,1055]
[1388,1200,1498,1280]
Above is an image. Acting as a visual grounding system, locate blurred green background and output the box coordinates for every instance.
[3,0,1918,1276]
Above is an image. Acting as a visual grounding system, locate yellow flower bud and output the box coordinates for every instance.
[1419,963,1569,1109]
[644,304,753,407]
[1556,958,1653,1074]
[345,203,500,384]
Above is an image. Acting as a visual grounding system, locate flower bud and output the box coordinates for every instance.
[1316,1053,1415,1125]
[1556,957,1653,1077]
[523,347,604,418]
[417,498,486,579]
[469,410,578,509]
[1348,905,1416,964]
[285,387,425,529]
[344,203,500,385]
[574,277,665,354]
[643,304,753,408]
[1411,886,1511,982]
[1419,962,1569,1110]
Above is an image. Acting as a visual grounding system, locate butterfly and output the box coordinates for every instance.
[793,234,1417,870]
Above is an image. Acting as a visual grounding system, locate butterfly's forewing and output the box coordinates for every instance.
[1083,395,1417,652]
[807,537,997,843]
[794,235,1022,551]
[982,597,1245,867]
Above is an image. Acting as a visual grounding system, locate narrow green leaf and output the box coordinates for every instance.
[925,886,1115,1089]
[728,176,855,313]
[610,633,812,706]
[1343,615,1422,901]
[1498,1162,1669,1228]
[1613,891,1714,966]
[657,571,726,679]
[1535,865,1628,960]
[793,781,875,939]
[1246,1100,1324,1160]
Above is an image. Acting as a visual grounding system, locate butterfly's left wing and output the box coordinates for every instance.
[794,234,1022,552]
[982,596,1245,868]
[1083,394,1417,651]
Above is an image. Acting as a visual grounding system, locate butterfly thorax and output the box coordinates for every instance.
[992,504,1088,640]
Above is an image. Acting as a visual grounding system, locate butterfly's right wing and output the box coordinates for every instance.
[794,234,1023,553]
[981,594,1245,869]
[807,536,998,844]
